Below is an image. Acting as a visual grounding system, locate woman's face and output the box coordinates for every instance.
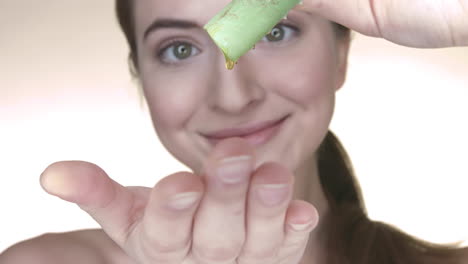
[133,0,349,174]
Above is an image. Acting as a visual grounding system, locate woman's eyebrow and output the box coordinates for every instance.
[143,18,201,40]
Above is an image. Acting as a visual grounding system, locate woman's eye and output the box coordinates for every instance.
[159,42,200,63]
[262,24,297,43]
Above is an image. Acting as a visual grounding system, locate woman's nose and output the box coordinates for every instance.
[207,54,266,114]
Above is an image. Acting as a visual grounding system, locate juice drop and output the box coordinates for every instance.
[225,58,235,70]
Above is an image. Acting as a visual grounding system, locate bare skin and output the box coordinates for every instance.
[300,0,468,47]
[2,140,325,264]
[1,0,467,263]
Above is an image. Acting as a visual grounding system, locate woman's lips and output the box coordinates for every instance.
[202,115,289,146]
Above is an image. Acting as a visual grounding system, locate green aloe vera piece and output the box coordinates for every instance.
[204,0,302,69]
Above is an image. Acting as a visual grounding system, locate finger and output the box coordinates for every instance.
[191,138,255,264]
[294,0,380,37]
[132,171,204,263]
[238,162,294,264]
[40,161,146,245]
[279,200,319,263]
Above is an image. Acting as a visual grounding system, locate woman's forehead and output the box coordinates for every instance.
[134,0,230,31]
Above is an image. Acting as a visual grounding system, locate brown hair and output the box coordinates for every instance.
[318,131,466,263]
[115,1,467,263]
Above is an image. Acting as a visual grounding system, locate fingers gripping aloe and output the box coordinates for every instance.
[204,0,303,69]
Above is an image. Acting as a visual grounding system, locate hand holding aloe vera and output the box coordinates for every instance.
[300,0,467,48]
[204,0,303,69]
[205,0,467,63]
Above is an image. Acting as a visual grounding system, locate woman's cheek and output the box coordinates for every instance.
[271,57,336,106]
[256,38,338,105]
[143,75,202,131]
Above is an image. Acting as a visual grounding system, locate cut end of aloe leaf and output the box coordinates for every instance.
[204,0,302,70]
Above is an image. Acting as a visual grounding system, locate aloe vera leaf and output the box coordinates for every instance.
[204,0,302,69]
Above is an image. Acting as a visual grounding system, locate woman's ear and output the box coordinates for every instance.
[334,33,352,92]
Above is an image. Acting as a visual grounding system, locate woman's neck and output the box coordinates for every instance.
[293,153,330,263]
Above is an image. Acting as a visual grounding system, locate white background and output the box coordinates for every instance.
[1,0,467,252]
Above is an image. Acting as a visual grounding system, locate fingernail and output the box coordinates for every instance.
[289,221,315,231]
[217,155,252,184]
[167,192,202,210]
[257,184,289,206]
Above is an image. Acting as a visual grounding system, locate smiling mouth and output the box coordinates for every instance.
[202,115,290,146]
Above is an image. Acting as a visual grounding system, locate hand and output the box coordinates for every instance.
[40,138,319,264]
[297,0,468,48]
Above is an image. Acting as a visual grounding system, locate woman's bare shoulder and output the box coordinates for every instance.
[0,229,133,264]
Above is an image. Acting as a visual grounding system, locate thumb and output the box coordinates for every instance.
[40,161,145,245]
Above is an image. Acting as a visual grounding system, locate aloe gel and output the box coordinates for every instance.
[204,0,302,69]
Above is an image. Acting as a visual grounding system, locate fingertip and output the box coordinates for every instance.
[286,200,319,232]
[155,171,205,196]
[40,161,74,198]
[252,162,295,185]
[39,161,109,205]
[212,138,256,160]
[201,138,256,177]
[145,172,204,220]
